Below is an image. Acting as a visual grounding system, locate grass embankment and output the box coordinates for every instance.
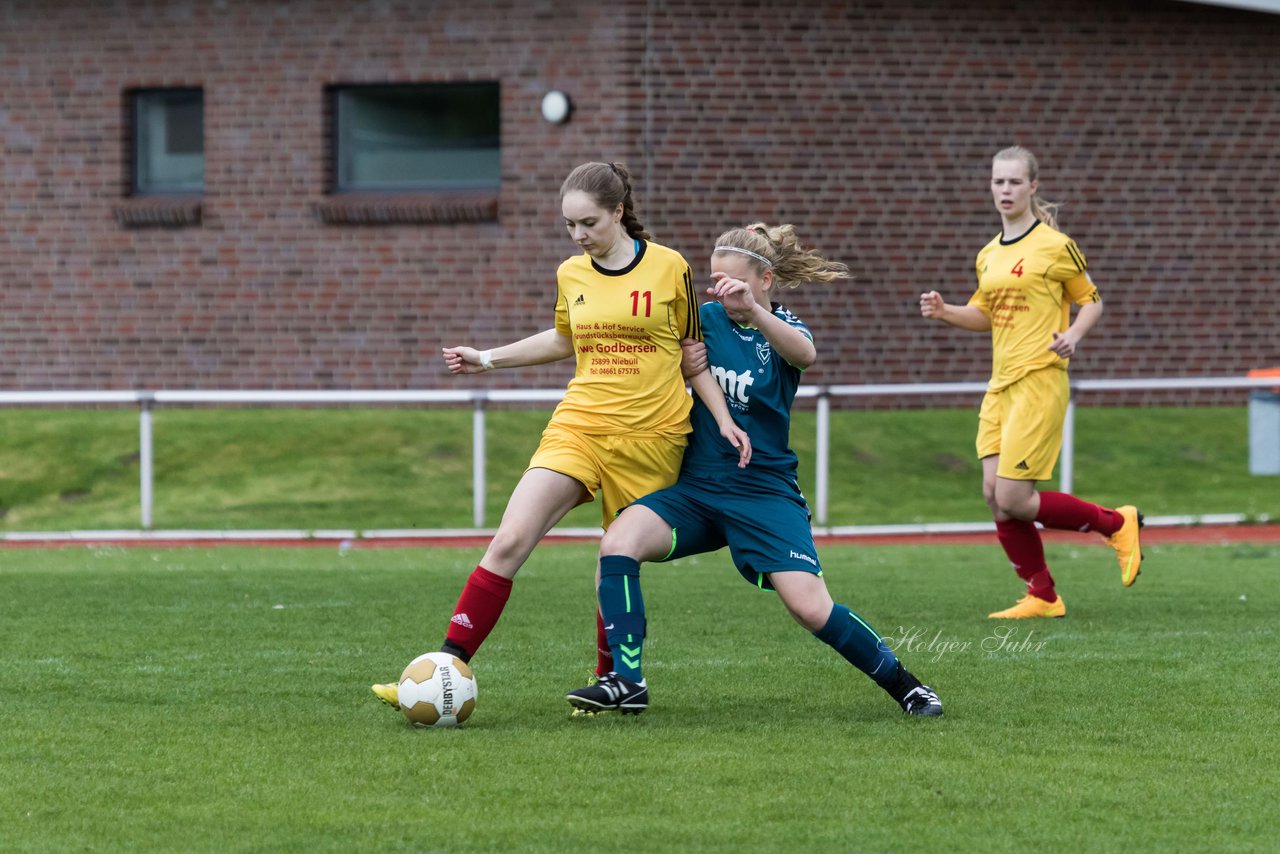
[0,406,1273,531]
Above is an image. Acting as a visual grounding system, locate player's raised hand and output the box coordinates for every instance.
[709,271,757,322]
[442,346,487,374]
[919,291,946,319]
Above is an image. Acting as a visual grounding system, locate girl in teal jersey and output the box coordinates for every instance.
[565,223,943,718]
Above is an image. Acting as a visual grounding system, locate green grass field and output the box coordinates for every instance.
[2,540,1275,851]
[0,405,1275,531]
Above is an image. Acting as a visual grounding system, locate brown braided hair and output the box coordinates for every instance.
[559,161,650,240]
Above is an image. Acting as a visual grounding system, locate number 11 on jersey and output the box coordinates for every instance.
[631,290,652,317]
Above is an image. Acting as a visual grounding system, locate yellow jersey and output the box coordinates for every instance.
[968,221,1101,392]
[551,240,700,436]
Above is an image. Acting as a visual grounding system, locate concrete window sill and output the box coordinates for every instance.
[313,192,498,225]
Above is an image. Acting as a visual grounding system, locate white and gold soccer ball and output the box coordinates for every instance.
[398,652,477,728]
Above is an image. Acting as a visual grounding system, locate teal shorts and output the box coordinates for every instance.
[632,469,822,590]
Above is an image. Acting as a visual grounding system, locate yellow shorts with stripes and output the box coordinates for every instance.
[976,367,1069,481]
[527,421,687,529]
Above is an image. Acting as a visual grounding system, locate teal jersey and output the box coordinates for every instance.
[682,301,810,478]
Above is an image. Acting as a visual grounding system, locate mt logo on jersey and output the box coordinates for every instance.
[712,365,755,404]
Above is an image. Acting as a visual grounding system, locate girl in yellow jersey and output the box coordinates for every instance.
[371,163,749,708]
[919,146,1144,619]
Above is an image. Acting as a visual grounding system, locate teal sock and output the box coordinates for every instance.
[598,555,645,683]
[814,604,899,687]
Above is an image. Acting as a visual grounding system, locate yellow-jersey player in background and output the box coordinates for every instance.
[920,146,1144,619]
[371,162,750,712]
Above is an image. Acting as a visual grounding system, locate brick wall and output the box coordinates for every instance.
[1,0,1276,404]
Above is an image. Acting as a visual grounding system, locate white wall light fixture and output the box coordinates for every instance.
[541,90,573,125]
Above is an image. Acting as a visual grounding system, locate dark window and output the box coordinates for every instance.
[132,88,204,194]
[333,83,500,192]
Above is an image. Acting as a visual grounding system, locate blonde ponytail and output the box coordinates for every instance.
[712,223,850,290]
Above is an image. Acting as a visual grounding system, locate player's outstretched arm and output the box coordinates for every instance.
[919,291,992,332]
[442,328,574,374]
[688,369,751,468]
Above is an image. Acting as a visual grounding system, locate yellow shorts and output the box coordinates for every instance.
[976,367,1069,481]
[527,421,687,529]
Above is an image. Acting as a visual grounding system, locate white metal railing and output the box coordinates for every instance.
[0,376,1274,531]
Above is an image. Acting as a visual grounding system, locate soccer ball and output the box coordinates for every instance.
[398,652,477,728]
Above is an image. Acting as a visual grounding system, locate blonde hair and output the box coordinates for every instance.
[993,146,1061,230]
[559,161,650,241]
[712,223,850,290]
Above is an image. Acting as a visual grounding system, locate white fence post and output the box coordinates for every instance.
[815,388,830,526]
[1060,393,1075,496]
[139,395,154,530]
[472,393,487,529]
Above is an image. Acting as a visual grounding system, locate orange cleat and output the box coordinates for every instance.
[988,594,1066,619]
[1107,505,1145,586]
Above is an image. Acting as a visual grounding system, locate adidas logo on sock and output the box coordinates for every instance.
[450,612,474,629]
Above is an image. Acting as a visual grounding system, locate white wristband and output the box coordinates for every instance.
[479,349,495,371]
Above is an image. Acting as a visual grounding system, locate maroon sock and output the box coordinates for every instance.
[1037,491,1123,536]
[995,519,1056,602]
[1024,570,1056,603]
[443,565,513,659]
[596,610,614,677]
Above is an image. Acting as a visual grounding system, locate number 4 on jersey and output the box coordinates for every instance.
[1010,259,1024,278]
